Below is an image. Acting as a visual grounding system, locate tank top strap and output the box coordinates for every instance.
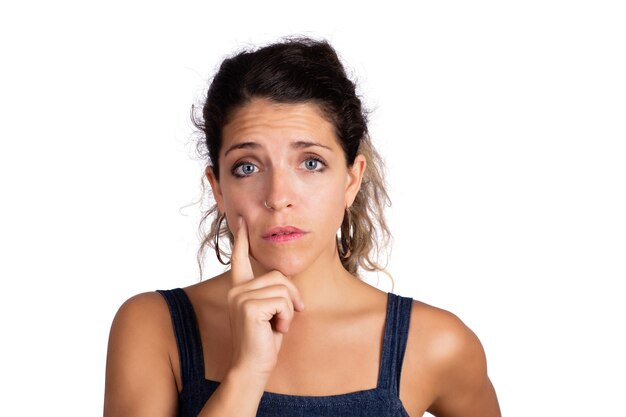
[157,288,205,388]
[377,292,414,395]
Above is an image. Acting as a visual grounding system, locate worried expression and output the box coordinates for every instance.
[206,98,366,277]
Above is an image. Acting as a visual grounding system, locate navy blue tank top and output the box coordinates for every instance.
[157,288,413,417]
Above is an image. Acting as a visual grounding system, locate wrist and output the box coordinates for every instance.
[224,366,269,396]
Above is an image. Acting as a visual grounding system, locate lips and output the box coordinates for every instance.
[263,226,305,243]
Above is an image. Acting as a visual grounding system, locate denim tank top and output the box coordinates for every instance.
[157,288,413,417]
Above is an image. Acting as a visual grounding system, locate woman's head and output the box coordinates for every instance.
[205,98,366,277]
[194,37,392,280]
[200,37,366,180]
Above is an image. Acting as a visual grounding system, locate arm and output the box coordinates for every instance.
[195,367,265,416]
[105,219,303,416]
[104,292,270,417]
[425,311,501,417]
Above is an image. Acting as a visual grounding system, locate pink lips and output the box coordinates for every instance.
[262,226,306,243]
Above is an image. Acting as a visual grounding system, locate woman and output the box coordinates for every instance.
[104,37,501,417]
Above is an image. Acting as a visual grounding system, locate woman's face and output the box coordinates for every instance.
[206,98,366,277]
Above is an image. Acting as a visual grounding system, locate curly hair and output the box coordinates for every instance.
[192,37,393,287]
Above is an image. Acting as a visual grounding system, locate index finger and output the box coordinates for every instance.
[230,216,254,285]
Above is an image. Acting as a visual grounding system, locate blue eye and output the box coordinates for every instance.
[302,157,326,172]
[232,161,257,177]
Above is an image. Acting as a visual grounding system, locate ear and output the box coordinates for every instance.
[345,154,367,207]
[205,166,225,213]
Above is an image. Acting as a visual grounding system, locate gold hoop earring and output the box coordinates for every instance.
[339,206,353,259]
[214,213,231,265]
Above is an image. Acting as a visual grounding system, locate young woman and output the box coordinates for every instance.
[104,38,501,417]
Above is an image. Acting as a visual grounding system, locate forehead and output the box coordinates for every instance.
[222,98,340,153]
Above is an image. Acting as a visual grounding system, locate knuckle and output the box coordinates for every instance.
[279,287,290,299]
[283,290,296,307]
[268,270,286,281]
[281,297,293,313]
[241,299,261,320]
[230,292,248,312]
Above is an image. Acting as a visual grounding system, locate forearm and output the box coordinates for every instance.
[197,368,267,417]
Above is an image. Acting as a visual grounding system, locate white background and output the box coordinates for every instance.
[0,1,624,416]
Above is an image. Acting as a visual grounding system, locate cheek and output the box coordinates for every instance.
[221,189,279,242]
[221,191,257,229]
[310,185,347,232]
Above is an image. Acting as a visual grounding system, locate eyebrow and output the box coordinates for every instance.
[224,140,333,157]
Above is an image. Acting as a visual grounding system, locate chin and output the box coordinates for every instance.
[254,254,312,278]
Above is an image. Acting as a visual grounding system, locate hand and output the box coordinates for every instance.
[226,216,305,380]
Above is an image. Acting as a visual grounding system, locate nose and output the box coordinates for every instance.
[264,168,294,211]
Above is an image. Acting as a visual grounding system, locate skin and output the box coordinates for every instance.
[208,98,368,305]
[104,98,501,416]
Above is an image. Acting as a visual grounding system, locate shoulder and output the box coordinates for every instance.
[109,291,174,345]
[407,300,483,368]
[114,290,171,318]
[106,290,176,370]
[104,291,178,417]
[403,300,501,416]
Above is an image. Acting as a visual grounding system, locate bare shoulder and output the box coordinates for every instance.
[402,300,501,417]
[407,300,483,369]
[112,291,173,329]
[104,292,177,417]
[107,292,176,360]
